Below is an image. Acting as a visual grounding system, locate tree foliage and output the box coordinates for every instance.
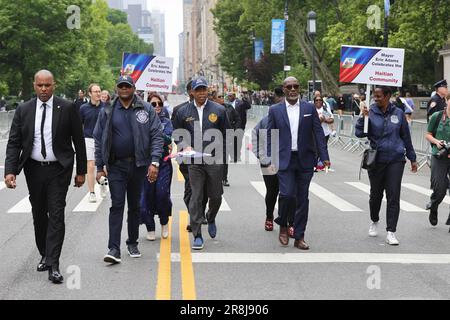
[0,0,153,99]
[213,0,450,90]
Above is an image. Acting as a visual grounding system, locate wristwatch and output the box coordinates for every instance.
[151,161,160,168]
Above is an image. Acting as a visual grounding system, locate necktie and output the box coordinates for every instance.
[41,103,47,159]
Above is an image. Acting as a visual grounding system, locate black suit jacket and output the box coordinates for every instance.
[172,99,231,156]
[234,98,251,129]
[5,96,87,177]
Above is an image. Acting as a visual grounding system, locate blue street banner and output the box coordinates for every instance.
[254,38,264,62]
[271,19,285,54]
[121,53,174,92]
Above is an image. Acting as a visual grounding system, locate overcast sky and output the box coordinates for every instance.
[148,0,183,83]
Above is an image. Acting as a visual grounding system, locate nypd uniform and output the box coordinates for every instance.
[172,77,231,248]
[427,80,448,122]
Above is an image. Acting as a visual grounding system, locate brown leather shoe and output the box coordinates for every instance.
[294,238,310,250]
[279,227,289,245]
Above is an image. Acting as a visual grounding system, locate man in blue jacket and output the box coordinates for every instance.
[268,77,330,250]
[93,75,164,263]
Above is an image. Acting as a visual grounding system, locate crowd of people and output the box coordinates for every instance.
[3,68,449,285]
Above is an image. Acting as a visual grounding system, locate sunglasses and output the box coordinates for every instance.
[314,99,323,102]
[118,83,132,89]
[151,101,163,108]
[217,95,224,99]
[285,84,299,90]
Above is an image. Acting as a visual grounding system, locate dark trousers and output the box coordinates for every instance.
[179,163,208,219]
[24,159,72,267]
[275,152,313,239]
[368,161,405,232]
[430,156,450,211]
[234,135,244,162]
[140,160,173,231]
[261,167,279,220]
[107,160,146,251]
[188,164,223,238]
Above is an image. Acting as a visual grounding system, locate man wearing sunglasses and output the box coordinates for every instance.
[267,77,330,250]
[93,75,164,264]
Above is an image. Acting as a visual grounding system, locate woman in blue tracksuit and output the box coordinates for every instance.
[140,93,173,241]
[355,86,417,246]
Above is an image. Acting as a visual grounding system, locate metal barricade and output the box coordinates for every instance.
[409,120,430,170]
[0,110,14,139]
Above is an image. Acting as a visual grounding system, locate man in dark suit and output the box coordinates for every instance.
[227,92,251,162]
[4,70,87,284]
[173,77,231,250]
[268,77,330,250]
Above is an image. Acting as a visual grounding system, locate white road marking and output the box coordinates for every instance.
[7,196,31,213]
[345,182,427,212]
[251,181,278,209]
[168,253,450,264]
[0,183,5,191]
[219,196,231,211]
[402,183,450,205]
[73,184,108,212]
[310,182,363,212]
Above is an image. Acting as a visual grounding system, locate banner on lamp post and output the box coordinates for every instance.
[254,38,264,62]
[270,19,285,54]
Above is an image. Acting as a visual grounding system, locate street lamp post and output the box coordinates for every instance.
[283,0,289,79]
[307,11,317,100]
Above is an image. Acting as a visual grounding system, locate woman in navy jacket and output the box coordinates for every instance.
[355,86,417,246]
[140,93,173,241]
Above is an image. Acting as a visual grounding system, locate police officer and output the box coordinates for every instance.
[93,75,164,264]
[427,80,448,122]
[172,77,231,250]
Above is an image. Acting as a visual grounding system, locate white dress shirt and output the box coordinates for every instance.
[194,99,207,130]
[31,96,57,162]
[286,99,300,151]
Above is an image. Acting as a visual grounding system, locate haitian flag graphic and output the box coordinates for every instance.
[121,53,174,93]
[121,53,154,83]
[339,46,380,83]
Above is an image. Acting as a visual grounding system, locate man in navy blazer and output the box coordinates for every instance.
[268,77,330,250]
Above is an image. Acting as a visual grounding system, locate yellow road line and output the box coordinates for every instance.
[179,210,196,300]
[155,217,172,300]
[176,162,185,182]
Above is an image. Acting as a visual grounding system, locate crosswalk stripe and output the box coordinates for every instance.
[72,184,108,213]
[402,183,450,205]
[169,253,450,264]
[345,182,427,212]
[219,196,231,211]
[7,196,31,213]
[251,181,278,209]
[0,184,5,191]
[310,182,363,212]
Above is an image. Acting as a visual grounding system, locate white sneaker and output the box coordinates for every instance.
[146,231,156,241]
[386,231,399,245]
[161,224,169,239]
[100,185,107,198]
[88,192,97,203]
[368,222,378,237]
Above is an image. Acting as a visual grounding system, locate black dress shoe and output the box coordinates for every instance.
[48,266,64,284]
[37,256,49,272]
[429,208,438,226]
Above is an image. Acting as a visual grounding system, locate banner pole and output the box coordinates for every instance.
[364,84,371,134]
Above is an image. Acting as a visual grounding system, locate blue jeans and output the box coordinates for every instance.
[107,159,146,251]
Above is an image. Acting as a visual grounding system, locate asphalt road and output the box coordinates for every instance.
[0,108,449,301]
